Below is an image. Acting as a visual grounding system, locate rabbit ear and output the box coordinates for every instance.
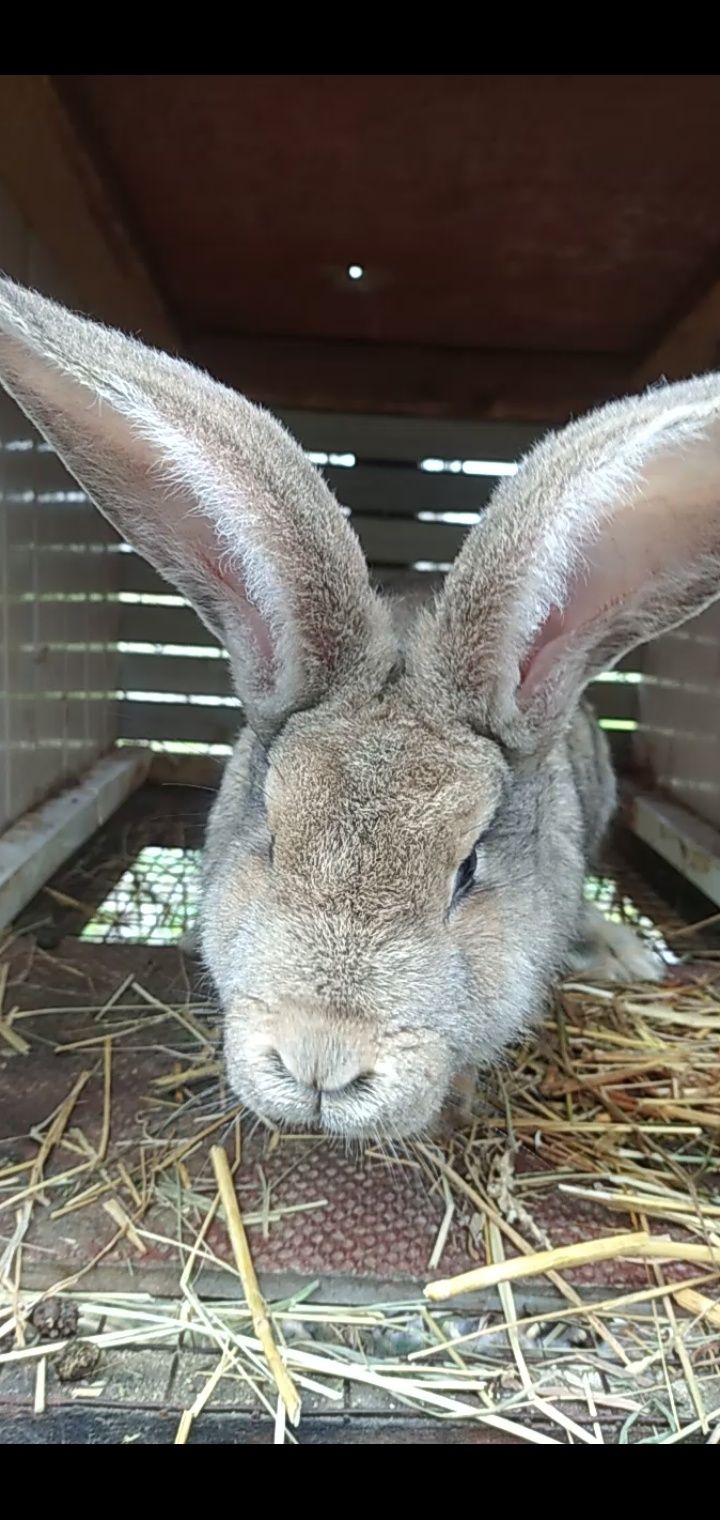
[410,376,720,753]
[0,279,394,739]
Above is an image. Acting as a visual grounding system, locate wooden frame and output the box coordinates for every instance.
[0,750,150,931]
[0,76,176,344]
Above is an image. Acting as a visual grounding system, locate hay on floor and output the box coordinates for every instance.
[1,914,719,1445]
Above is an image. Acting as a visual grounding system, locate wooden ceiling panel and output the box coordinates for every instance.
[57,75,720,359]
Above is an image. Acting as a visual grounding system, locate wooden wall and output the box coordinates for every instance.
[112,410,640,768]
[0,183,122,832]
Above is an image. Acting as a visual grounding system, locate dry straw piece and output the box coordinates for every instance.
[426,1232,720,1302]
[210,1145,302,1426]
[426,1232,650,1300]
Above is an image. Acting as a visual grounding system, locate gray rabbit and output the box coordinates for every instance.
[1,278,718,1139]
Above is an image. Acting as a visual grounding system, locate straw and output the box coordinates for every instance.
[210,1145,301,1426]
[426,1232,720,1302]
[1,849,719,1443]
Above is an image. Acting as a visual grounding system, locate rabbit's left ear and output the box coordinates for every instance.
[0,279,395,740]
[410,377,720,752]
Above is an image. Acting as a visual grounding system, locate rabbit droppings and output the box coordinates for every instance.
[1,278,718,1140]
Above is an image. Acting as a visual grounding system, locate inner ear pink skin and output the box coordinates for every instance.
[519,604,569,693]
[517,514,656,702]
[197,547,277,680]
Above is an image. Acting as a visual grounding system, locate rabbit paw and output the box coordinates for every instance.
[564,905,664,984]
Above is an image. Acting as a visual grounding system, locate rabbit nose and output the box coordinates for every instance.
[270,1033,373,1096]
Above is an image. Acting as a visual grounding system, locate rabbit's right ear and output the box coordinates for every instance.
[0,279,395,739]
[410,375,720,753]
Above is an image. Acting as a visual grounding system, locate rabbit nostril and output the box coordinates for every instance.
[328,1071,374,1099]
[267,1047,319,1092]
[267,1046,374,1098]
[268,1048,294,1081]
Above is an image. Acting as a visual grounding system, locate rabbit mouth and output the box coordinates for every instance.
[227,1068,442,1142]
[222,997,455,1141]
[224,1044,448,1142]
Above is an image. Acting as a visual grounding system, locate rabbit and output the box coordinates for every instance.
[1,275,719,1142]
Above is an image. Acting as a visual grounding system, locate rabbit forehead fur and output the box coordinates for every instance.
[201,687,588,1137]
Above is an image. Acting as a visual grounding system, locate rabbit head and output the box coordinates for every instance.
[1,277,719,1140]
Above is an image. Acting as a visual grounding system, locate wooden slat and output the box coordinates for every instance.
[119,552,453,602]
[633,601,720,829]
[35,648,116,691]
[34,601,122,644]
[117,601,222,647]
[119,556,448,605]
[119,514,467,592]
[114,462,499,525]
[117,647,639,725]
[0,750,150,931]
[118,700,241,745]
[31,449,91,493]
[148,752,227,788]
[324,464,497,516]
[119,554,180,596]
[33,549,119,596]
[23,504,118,543]
[118,652,232,698]
[585,684,639,722]
[354,515,465,564]
[623,786,720,907]
[116,596,650,711]
[277,410,544,463]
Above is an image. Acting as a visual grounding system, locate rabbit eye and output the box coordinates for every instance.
[452,846,478,904]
